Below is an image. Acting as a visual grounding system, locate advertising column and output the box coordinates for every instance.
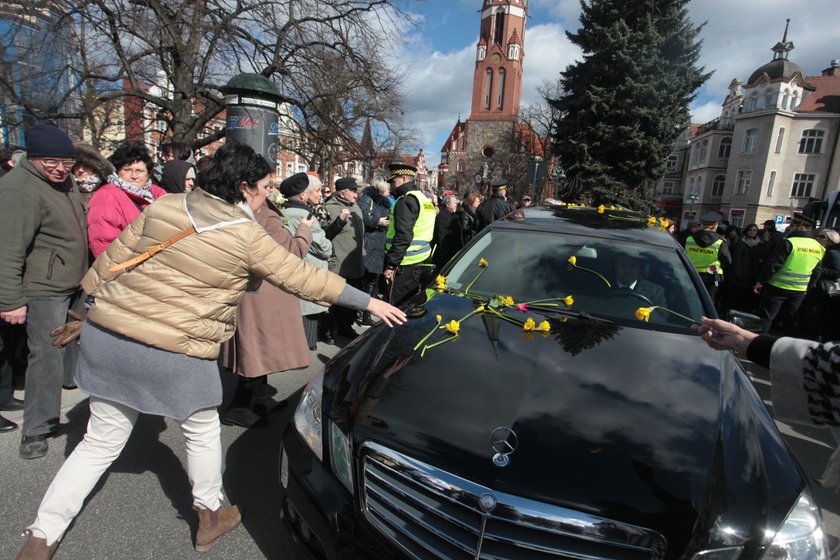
[220,73,282,165]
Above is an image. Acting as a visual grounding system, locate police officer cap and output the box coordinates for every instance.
[700,212,723,224]
[792,212,816,227]
[490,178,509,190]
[387,163,417,182]
[279,172,309,197]
[334,176,359,191]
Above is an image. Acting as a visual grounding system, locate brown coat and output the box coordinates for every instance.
[219,202,313,377]
[82,188,345,359]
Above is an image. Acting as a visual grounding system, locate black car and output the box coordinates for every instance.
[279,205,827,560]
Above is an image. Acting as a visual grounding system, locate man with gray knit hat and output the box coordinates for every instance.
[0,123,88,458]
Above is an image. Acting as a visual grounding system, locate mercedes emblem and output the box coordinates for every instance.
[490,426,518,468]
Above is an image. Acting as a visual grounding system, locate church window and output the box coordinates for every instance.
[457,160,465,173]
[477,45,486,61]
[484,69,493,109]
[494,9,505,44]
[508,44,520,60]
[775,128,785,153]
[799,129,824,154]
[718,137,731,158]
[482,146,495,158]
[497,69,506,109]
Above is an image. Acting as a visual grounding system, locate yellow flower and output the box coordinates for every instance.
[537,320,550,332]
[435,275,447,291]
[435,314,442,323]
[609,205,616,210]
[568,255,577,267]
[499,295,515,307]
[476,305,485,312]
[478,258,488,268]
[445,320,460,335]
[647,216,657,227]
[635,307,653,322]
[523,317,536,331]
[660,218,670,228]
[563,295,574,307]
[597,204,605,214]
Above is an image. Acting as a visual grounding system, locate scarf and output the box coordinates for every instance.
[741,235,761,248]
[108,172,155,204]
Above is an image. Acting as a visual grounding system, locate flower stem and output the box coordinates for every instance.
[413,320,442,351]
[654,307,700,325]
[464,268,486,295]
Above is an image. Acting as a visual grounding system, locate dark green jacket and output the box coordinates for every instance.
[0,160,88,310]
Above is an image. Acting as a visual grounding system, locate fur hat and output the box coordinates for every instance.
[73,143,115,180]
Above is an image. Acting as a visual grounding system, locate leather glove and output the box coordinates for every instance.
[49,309,86,348]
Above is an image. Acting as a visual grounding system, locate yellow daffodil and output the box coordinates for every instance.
[635,307,653,322]
[476,305,485,312]
[435,314,442,323]
[537,320,550,332]
[499,295,515,307]
[563,295,574,307]
[523,317,536,331]
[568,255,577,267]
[647,216,657,227]
[479,258,488,268]
[597,204,605,214]
[445,320,460,335]
[435,275,447,291]
[609,204,616,210]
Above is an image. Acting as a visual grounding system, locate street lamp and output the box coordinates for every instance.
[687,191,699,223]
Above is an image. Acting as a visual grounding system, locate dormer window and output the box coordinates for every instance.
[477,45,486,61]
[508,44,520,60]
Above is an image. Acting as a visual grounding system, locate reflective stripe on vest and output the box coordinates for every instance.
[685,237,724,275]
[385,190,436,265]
[768,237,825,292]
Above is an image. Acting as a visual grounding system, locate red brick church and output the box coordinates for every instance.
[439,0,545,197]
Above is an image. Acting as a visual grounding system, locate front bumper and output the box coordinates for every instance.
[279,425,404,560]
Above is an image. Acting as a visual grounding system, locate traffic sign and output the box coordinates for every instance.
[775,214,785,224]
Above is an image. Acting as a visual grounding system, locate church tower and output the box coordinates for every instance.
[469,0,527,122]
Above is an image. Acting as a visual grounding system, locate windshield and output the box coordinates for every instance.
[444,230,705,331]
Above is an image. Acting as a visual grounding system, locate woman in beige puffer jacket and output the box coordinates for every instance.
[15,143,406,559]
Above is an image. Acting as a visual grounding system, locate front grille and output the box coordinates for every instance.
[361,442,667,560]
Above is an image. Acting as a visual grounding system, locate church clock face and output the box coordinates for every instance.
[491,53,501,64]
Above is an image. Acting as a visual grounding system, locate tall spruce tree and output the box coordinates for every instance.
[550,0,710,210]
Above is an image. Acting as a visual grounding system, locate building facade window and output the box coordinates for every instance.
[493,9,504,44]
[711,175,725,197]
[456,160,465,173]
[791,92,799,109]
[666,154,678,171]
[798,129,825,154]
[662,181,675,194]
[484,69,493,109]
[775,128,785,153]
[782,90,790,110]
[790,173,816,198]
[692,139,708,164]
[718,137,731,158]
[729,209,746,228]
[497,69,506,109]
[736,170,752,195]
[764,91,774,109]
[767,170,776,196]
[748,94,758,112]
[743,129,758,154]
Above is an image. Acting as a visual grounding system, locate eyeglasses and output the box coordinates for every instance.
[39,158,76,169]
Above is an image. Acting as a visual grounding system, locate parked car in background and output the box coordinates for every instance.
[280,204,827,560]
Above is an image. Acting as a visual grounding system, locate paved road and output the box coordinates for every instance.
[1,343,838,559]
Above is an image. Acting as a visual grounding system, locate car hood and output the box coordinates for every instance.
[324,294,804,554]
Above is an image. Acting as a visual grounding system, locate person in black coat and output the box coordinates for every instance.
[800,228,840,342]
[476,178,516,231]
[357,178,391,325]
[458,191,483,244]
[432,194,463,269]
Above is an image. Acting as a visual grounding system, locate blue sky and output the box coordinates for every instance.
[391,0,840,168]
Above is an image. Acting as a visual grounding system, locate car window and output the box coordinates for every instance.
[445,230,705,330]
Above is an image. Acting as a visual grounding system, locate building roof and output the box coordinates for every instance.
[747,58,804,86]
[797,75,840,113]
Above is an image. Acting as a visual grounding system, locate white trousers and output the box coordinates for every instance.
[28,397,223,546]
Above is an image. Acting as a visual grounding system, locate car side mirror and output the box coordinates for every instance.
[722,310,763,333]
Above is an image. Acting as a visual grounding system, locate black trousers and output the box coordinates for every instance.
[388,264,433,307]
[757,283,806,335]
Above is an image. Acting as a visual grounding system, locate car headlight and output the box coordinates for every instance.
[293,374,324,461]
[329,421,354,493]
[763,492,827,560]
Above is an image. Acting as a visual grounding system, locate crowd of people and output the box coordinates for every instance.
[677,210,839,343]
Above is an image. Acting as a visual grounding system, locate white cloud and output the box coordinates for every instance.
[690,101,722,125]
[521,23,581,105]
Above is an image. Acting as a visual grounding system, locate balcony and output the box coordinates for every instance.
[695,117,735,136]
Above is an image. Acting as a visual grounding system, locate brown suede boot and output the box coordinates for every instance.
[194,505,241,552]
[15,531,58,560]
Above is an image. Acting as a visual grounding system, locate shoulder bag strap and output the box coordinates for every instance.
[108,226,196,273]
